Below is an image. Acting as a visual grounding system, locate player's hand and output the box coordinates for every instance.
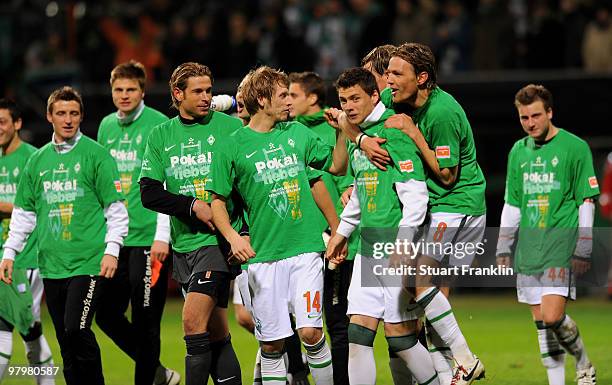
[341,186,354,207]
[0,259,14,284]
[150,240,170,262]
[385,113,419,140]
[571,257,591,276]
[326,233,347,265]
[228,233,255,264]
[496,254,512,268]
[324,108,342,129]
[193,200,215,231]
[100,254,118,278]
[361,136,390,170]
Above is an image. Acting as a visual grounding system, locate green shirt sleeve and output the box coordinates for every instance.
[94,151,124,207]
[504,144,521,207]
[427,113,461,169]
[572,141,600,203]
[304,129,334,171]
[380,87,394,108]
[140,127,165,183]
[381,128,426,183]
[96,120,106,145]
[207,141,236,199]
[14,158,36,211]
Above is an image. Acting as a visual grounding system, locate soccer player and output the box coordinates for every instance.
[338,43,486,384]
[0,99,55,385]
[95,61,179,385]
[209,66,348,385]
[325,67,439,385]
[496,84,598,385]
[0,86,129,385]
[287,71,353,385]
[139,62,243,385]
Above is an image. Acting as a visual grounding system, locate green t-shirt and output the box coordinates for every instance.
[383,86,486,215]
[140,112,244,253]
[98,106,168,246]
[0,142,38,268]
[0,268,33,334]
[349,109,426,229]
[208,121,334,264]
[504,129,600,274]
[14,136,124,279]
[296,109,344,228]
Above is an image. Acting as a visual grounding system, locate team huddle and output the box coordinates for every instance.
[0,42,600,385]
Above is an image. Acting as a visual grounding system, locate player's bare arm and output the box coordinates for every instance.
[210,194,255,263]
[385,113,458,186]
[0,258,13,284]
[192,199,215,231]
[99,254,118,278]
[0,202,13,218]
[311,178,340,235]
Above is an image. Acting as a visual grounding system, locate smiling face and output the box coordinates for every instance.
[47,100,82,142]
[387,56,424,105]
[517,100,553,141]
[112,78,144,114]
[174,76,212,119]
[338,84,378,125]
[0,109,21,148]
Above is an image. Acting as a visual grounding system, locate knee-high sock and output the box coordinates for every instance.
[535,321,565,385]
[209,335,241,385]
[549,315,591,370]
[416,287,474,365]
[0,330,12,380]
[347,324,376,385]
[387,334,439,385]
[389,350,414,385]
[261,349,287,385]
[426,321,453,385]
[303,335,333,385]
[185,332,211,385]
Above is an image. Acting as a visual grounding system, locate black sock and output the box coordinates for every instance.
[185,332,211,385]
[210,335,242,385]
[286,331,306,375]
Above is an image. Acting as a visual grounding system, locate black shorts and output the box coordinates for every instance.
[181,270,232,308]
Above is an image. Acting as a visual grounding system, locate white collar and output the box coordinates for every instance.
[116,100,145,125]
[358,101,386,129]
[52,130,82,154]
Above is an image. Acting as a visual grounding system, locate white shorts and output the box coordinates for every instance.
[232,270,252,313]
[347,254,422,322]
[422,212,486,267]
[247,252,324,342]
[26,268,43,323]
[516,267,576,305]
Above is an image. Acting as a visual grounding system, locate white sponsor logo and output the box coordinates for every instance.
[39,170,50,177]
[197,279,212,284]
[164,145,176,152]
[246,151,257,159]
[80,278,97,329]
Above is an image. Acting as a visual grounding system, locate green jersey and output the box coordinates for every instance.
[382,86,486,215]
[140,112,243,253]
[349,108,426,229]
[296,109,344,228]
[98,106,168,246]
[0,142,38,268]
[208,121,334,264]
[0,268,33,335]
[504,129,600,274]
[14,136,124,279]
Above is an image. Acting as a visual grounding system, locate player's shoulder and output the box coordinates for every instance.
[556,128,590,148]
[426,87,465,118]
[20,142,38,155]
[99,112,117,129]
[210,110,242,127]
[142,106,169,122]
[79,134,110,152]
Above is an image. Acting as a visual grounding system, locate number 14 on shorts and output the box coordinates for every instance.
[303,290,321,313]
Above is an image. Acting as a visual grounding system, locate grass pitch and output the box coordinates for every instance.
[4,294,611,384]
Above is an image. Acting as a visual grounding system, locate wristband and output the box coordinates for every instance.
[357,133,367,150]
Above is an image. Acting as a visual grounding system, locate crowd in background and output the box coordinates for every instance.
[1,0,611,95]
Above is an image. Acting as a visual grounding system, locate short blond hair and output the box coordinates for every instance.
[241,66,288,116]
[169,62,213,109]
[110,60,147,90]
[47,86,83,114]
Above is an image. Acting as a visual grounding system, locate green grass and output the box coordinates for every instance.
[3,294,611,384]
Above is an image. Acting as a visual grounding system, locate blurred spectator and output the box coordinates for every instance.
[391,0,435,47]
[560,0,588,68]
[472,0,514,70]
[582,2,612,71]
[220,11,257,78]
[162,15,195,77]
[99,14,163,81]
[433,0,473,73]
[525,0,564,69]
[349,0,390,61]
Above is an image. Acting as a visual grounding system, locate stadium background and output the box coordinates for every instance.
[1,0,611,384]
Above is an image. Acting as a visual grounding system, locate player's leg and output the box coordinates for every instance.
[63,275,105,385]
[0,317,13,380]
[233,273,255,333]
[286,317,309,385]
[206,274,241,385]
[323,259,352,385]
[21,268,55,385]
[250,260,294,385]
[291,253,333,384]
